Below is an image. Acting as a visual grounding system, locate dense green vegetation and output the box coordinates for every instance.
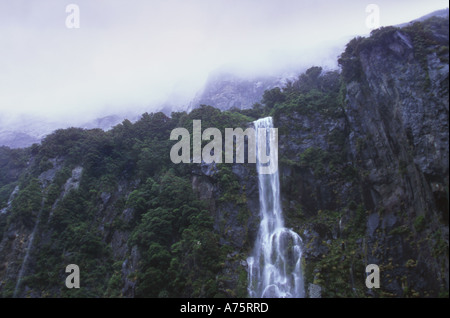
[263,66,344,119]
[0,105,257,298]
[0,147,28,206]
[299,204,369,298]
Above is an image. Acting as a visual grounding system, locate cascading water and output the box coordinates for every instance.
[13,197,45,297]
[247,117,304,298]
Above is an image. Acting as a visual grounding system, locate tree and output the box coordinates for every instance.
[262,87,285,109]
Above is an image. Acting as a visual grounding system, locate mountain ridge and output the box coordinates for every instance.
[1,8,447,150]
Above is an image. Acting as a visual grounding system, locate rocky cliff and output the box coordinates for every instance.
[189,72,296,111]
[274,16,449,297]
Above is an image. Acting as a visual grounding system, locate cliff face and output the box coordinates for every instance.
[190,72,295,111]
[0,16,448,298]
[344,25,448,295]
[275,17,449,297]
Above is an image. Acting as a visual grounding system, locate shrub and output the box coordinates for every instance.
[414,215,426,232]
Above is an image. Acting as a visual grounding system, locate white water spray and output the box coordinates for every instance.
[247,117,304,298]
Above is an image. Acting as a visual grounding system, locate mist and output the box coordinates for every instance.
[0,0,448,126]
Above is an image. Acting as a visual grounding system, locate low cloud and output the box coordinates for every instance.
[0,0,447,124]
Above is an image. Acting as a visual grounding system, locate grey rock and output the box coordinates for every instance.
[190,72,296,111]
[367,213,379,238]
[308,283,322,298]
[100,192,111,205]
[63,166,83,196]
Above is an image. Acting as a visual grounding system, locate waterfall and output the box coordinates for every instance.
[247,117,304,298]
[13,197,45,298]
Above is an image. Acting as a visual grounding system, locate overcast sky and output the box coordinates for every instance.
[0,0,448,124]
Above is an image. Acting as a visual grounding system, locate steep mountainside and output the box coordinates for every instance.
[0,114,142,149]
[0,15,448,298]
[189,72,296,111]
[275,16,449,297]
[0,73,289,149]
